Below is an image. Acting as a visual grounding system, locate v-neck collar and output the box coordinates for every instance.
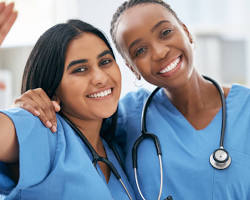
[156,85,235,133]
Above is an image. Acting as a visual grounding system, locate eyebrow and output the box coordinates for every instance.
[128,20,171,52]
[66,50,113,70]
[67,59,87,70]
[97,50,113,59]
[128,39,143,53]
[151,20,171,33]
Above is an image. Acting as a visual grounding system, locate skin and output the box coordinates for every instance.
[0,32,121,182]
[0,2,17,45]
[16,3,230,131]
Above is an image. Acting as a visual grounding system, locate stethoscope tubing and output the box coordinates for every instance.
[61,114,133,200]
[203,75,226,147]
[132,87,165,200]
[133,75,230,199]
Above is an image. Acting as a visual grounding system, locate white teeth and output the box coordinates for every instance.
[88,89,112,98]
[159,57,180,74]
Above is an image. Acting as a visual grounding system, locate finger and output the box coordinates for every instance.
[0,2,6,13]
[14,91,42,116]
[15,91,55,131]
[14,99,40,116]
[52,101,61,112]
[0,3,17,45]
[15,100,52,130]
[0,11,17,45]
[35,89,58,131]
[27,88,58,132]
[0,2,15,26]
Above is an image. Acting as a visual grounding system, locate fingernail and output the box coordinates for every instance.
[55,104,61,111]
[46,121,52,128]
[34,110,40,116]
[51,125,57,133]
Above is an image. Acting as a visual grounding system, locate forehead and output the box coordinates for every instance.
[116,3,179,46]
[66,33,107,59]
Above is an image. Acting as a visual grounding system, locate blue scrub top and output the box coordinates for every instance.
[0,108,135,200]
[115,84,250,200]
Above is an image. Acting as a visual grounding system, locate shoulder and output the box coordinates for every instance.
[224,84,250,114]
[0,107,42,126]
[227,84,250,100]
[119,88,151,109]
[118,88,150,120]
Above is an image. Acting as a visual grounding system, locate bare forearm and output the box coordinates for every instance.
[0,113,18,163]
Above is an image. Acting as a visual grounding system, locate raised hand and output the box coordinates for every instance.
[0,2,17,45]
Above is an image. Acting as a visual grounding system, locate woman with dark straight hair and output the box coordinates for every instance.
[0,19,135,200]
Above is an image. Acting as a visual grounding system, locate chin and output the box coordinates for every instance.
[96,104,118,119]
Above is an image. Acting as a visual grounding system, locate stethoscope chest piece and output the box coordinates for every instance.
[210,147,231,170]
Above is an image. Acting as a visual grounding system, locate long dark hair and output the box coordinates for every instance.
[21,19,115,99]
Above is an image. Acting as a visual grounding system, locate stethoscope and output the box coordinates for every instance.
[132,75,231,200]
[61,114,133,200]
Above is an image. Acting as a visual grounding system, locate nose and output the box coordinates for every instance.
[151,41,170,61]
[91,67,109,87]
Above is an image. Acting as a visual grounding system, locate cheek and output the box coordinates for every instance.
[57,79,87,103]
[134,58,151,76]
[112,65,122,85]
[186,44,194,65]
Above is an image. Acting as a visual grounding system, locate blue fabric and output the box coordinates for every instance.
[0,108,135,200]
[116,84,250,200]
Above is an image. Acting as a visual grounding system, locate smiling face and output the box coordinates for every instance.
[115,3,194,89]
[56,32,121,122]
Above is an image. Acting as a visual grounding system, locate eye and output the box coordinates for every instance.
[72,66,88,73]
[160,29,172,38]
[99,58,113,66]
[134,47,147,57]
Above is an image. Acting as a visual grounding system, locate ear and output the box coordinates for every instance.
[125,62,141,80]
[182,23,193,44]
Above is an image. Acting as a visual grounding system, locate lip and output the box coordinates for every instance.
[86,87,113,99]
[157,55,182,77]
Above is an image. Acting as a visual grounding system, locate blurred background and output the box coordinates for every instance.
[0,0,250,109]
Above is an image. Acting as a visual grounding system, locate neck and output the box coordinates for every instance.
[61,112,111,183]
[62,112,103,150]
[164,71,221,116]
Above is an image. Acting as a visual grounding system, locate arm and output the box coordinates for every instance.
[0,108,58,195]
[0,2,18,45]
[14,88,60,132]
[0,113,18,163]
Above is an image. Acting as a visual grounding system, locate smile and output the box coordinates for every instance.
[159,56,181,74]
[87,88,112,98]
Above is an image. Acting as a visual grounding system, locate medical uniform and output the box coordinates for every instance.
[0,108,135,200]
[115,84,250,200]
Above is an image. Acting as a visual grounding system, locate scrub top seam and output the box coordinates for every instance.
[17,189,21,200]
[49,115,61,171]
[212,169,215,200]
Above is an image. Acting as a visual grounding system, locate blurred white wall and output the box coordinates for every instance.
[0,0,250,107]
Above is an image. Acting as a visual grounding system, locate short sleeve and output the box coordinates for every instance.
[0,108,57,196]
